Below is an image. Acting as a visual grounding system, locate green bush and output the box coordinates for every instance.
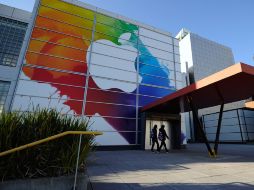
[0,108,95,181]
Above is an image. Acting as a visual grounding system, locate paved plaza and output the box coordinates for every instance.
[87,144,254,190]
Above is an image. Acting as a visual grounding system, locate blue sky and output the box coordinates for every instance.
[0,0,253,65]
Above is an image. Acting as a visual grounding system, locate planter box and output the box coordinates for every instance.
[0,174,88,190]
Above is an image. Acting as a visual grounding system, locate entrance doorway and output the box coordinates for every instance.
[141,113,181,151]
[145,119,171,150]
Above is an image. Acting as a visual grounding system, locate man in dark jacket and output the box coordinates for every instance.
[151,125,159,152]
[158,125,169,152]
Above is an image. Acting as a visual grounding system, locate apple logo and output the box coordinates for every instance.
[87,33,142,93]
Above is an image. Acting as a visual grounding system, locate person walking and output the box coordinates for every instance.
[151,125,159,152]
[158,125,169,152]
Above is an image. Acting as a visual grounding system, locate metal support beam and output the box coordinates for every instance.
[73,134,82,190]
[213,103,224,155]
[187,96,215,157]
[242,109,250,141]
[236,109,244,143]
[213,85,225,156]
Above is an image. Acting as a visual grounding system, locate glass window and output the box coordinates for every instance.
[0,16,28,67]
[35,16,93,40]
[96,13,138,33]
[139,35,172,52]
[16,79,85,101]
[85,101,136,118]
[139,27,173,45]
[138,84,175,98]
[138,95,159,107]
[89,63,137,83]
[86,87,136,106]
[90,52,136,72]
[40,0,95,21]
[21,66,87,87]
[0,81,10,113]
[139,73,174,88]
[38,5,94,30]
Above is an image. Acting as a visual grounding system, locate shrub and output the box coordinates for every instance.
[0,108,95,181]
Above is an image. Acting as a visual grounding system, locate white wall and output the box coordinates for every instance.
[0,3,31,23]
[178,33,193,73]
[190,33,235,81]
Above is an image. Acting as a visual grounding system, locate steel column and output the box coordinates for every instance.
[202,115,207,134]
[213,103,224,155]
[82,13,97,115]
[172,38,177,89]
[73,134,82,190]
[242,109,250,141]
[187,96,214,156]
[135,28,140,145]
[236,109,244,143]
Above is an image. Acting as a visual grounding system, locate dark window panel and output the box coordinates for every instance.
[0,16,28,67]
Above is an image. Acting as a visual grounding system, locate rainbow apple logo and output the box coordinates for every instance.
[12,0,179,145]
[88,33,142,92]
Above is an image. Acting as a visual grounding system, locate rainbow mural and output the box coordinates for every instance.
[13,0,179,145]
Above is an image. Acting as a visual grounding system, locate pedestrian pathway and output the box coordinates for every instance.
[87,144,254,190]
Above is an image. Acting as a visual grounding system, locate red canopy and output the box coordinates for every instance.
[141,63,254,114]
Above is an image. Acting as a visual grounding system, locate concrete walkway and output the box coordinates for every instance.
[87,144,254,190]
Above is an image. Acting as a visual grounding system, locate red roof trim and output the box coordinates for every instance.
[141,63,251,112]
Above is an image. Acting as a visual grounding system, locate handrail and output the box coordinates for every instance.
[0,131,103,157]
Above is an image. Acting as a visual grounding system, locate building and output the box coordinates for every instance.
[176,28,235,82]
[2,1,250,148]
[176,28,254,143]
[0,4,31,114]
[8,0,183,147]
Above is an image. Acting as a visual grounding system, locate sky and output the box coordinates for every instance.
[0,0,253,65]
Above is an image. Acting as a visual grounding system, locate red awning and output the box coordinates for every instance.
[141,63,254,114]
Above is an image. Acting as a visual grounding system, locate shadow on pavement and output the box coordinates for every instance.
[88,182,254,190]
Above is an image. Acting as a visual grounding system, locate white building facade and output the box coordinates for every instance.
[176,28,235,81]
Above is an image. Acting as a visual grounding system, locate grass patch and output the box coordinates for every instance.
[0,108,95,181]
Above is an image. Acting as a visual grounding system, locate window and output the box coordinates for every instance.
[0,16,28,67]
[0,81,10,113]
